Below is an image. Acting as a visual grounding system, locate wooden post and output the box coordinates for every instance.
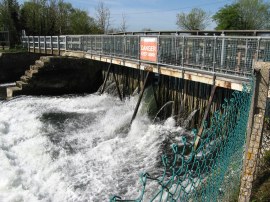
[130,71,150,125]
[112,68,122,101]
[194,85,217,150]
[101,63,112,94]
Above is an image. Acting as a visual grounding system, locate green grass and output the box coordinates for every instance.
[251,150,270,202]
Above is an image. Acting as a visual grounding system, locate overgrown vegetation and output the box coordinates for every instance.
[251,150,270,201]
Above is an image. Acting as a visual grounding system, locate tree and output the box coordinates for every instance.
[95,0,110,34]
[176,8,210,30]
[119,13,128,33]
[212,4,243,30]
[0,0,20,46]
[213,0,270,30]
[238,0,270,29]
[20,0,101,36]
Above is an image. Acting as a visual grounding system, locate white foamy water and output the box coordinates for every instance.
[0,93,186,202]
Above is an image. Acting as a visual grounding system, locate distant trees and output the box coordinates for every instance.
[95,0,111,34]
[20,0,101,36]
[0,0,20,45]
[176,8,210,30]
[213,0,270,30]
[119,13,128,33]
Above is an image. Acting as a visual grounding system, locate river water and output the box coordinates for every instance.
[0,93,186,202]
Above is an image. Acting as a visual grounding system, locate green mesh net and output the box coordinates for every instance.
[111,80,253,202]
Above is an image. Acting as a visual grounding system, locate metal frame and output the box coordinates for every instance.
[21,34,270,79]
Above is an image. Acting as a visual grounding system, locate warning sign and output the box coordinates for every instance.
[140,37,158,62]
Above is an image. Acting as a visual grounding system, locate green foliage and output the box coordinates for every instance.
[176,8,210,30]
[213,4,243,30]
[264,150,270,166]
[20,0,100,36]
[213,0,270,30]
[251,150,270,202]
[0,0,20,46]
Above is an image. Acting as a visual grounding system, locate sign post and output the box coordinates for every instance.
[140,37,158,62]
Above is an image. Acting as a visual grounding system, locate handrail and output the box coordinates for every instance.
[21,34,270,79]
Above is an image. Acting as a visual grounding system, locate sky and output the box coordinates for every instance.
[19,0,235,31]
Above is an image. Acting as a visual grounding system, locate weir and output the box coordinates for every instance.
[4,33,268,201]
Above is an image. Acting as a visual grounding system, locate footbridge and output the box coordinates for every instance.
[21,33,270,201]
[22,34,270,91]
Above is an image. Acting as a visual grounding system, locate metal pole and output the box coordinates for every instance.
[50,36,53,54]
[38,36,41,53]
[57,36,60,55]
[27,36,30,52]
[44,36,46,54]
[32,36,36,53]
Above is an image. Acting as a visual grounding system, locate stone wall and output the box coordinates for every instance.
[14,57,104,96]
[0,52,44,83]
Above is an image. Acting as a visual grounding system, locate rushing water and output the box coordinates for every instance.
[0,93,189,202]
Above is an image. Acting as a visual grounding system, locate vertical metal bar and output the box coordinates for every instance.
[202,38,206,68]
[181,36,185,66]
[50,36,53,54]
[255,38,261,68]
[65,36,67,51]
[57,36,60,55]
[44,36,47,54]
[138,35,140,60]
[220,36,225,67]
[38,36,41,53]
[212,37,217,72]
[33,36,35,53]
[27,36,30,52]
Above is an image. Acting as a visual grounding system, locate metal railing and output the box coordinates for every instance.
[22,35,270,79]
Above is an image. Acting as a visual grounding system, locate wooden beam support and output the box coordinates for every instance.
[194,85,217,150]
[112,68,122,101]
[101,63,112,94]
[130,71,150,125]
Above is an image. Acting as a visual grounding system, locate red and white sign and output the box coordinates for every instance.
[140,37,158,62]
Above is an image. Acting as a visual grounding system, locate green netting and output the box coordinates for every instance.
[110,79,253,202]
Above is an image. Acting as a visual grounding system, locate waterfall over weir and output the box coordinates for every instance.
[0,93,193,202]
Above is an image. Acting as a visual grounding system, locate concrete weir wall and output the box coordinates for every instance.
[14,57,104,96]
[0,52,44,83]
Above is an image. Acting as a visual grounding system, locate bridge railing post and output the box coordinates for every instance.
[32,36,35,53]
[220,34,225,68]
[44,36,47,54]
[212,37,217,73]
[57,35,60,55]
[181,36,185,67]
[38,36,41,53]
[50,36,53,54]
[27,36,30,52]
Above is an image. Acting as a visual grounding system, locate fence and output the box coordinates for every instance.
[22,35,270,79]
[111,81,253,201]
